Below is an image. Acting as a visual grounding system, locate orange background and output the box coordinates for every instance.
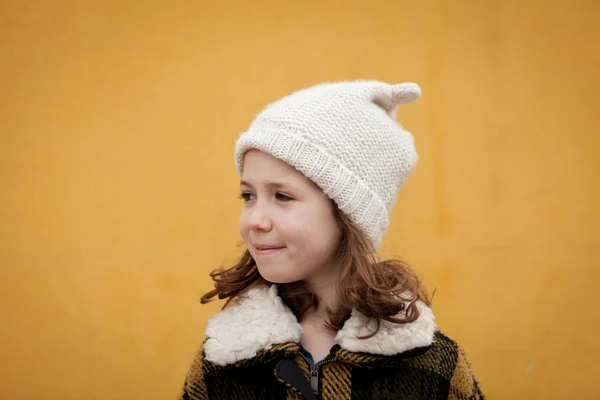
[1,1,599,399]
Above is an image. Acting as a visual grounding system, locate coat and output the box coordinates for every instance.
[180,284,484,400]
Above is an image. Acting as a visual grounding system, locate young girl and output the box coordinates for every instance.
[180,80,483,399]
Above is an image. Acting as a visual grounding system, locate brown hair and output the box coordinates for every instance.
[201,205,432,338]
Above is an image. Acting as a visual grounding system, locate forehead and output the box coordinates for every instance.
[240,150,310,184]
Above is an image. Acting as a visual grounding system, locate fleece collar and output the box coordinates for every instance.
[204,284,437,366]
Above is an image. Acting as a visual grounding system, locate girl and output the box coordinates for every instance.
[180,80,483,399]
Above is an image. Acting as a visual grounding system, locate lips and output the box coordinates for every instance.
[254,244,285,255]
[255,245,283,250]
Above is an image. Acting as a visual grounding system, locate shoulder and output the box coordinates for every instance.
[203,284,302,366]
[334,330,484,398]
[181,342,209,400]
[406,331,485,399]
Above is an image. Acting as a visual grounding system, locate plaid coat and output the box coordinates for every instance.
[180,285,483,400]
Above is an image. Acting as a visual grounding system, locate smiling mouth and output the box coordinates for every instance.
[254,246,285,255]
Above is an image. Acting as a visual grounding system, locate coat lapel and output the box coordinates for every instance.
[204,284,437,366]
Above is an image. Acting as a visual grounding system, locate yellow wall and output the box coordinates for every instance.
[1,1,599,398]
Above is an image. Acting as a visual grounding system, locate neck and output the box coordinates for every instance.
[300,277,340,324]
[298,254,344,325]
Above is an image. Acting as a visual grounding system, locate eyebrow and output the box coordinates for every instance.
[240,180,288,189]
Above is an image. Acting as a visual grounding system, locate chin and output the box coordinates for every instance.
[256,266,300,284]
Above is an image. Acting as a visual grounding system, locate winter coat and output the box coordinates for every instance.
[180,284,484,400]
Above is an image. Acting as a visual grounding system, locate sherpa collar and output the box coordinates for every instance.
[204,284,437,366]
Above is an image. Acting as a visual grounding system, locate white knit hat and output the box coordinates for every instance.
[234,80,421,250]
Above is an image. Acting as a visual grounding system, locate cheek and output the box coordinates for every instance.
[287,213,340,256]
[238,211,249,239]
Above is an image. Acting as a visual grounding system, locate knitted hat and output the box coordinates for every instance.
[234,80,421,250]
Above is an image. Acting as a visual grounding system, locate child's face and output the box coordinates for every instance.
[239,150,343,285]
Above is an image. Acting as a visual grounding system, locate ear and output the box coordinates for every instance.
[372,83,421,115]
[390,83,421,104]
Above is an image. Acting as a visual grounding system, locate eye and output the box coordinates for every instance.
[238,192,255,202]
[276,192,293,202]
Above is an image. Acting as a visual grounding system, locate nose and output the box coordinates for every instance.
[247,201,272,232]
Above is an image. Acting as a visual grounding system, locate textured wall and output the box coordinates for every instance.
[1,1,599,398]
